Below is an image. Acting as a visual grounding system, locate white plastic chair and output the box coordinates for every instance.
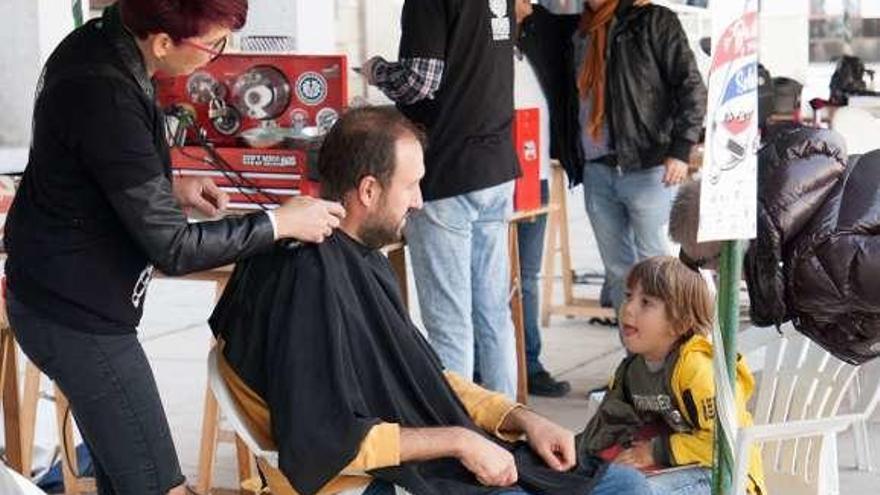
[0,464,45,495]
[830,106,880,155]
[207,346,279,468]
[732,324,880,495]
[847,356,880,472]
[207,347,411,495]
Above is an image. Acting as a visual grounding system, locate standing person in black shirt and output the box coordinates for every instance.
[362,0,521,399]
[4,1,343,493]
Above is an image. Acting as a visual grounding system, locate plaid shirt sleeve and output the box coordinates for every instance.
[370,57,445,105]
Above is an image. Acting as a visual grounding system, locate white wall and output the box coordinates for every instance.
[0,2,42,148]
[236,0,336,54]
[293,0,336,54]
[332,0,404,102]
[759,0,810,83]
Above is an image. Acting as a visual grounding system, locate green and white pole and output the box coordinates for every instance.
[710,240,745,494]
[699,2,760,494]
[72,0,84,28]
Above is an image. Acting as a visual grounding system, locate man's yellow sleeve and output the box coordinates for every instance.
[444,371,523,442]
[342,371,525,473]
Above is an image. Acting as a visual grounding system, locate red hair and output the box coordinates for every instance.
[119,0,248,41]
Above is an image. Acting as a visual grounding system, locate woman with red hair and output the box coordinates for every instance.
[4,1,344,493]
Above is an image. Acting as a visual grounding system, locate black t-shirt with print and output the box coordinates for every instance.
[397,0,521,201]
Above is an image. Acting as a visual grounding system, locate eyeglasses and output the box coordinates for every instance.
[180,36,227,63]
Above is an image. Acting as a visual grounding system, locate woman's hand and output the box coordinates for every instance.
[172,176,228,217]
[272,196,346,243]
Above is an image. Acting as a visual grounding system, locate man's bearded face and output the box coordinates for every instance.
[358,193,412,249]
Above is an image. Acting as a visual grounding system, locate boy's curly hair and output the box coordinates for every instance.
[626,256,715,337]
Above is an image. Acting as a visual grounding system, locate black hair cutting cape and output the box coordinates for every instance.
[210,232,608,495]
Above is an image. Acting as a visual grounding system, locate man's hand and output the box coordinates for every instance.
[502,408,576,472]
[360,56,383,86]
[456,429,519,487]
[399,427,516,486]
[172,176,228,217]
[272,196,345,243]
[662,157,689,186]
[614,440,655,469]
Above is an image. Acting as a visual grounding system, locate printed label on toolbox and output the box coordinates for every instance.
[242,154,297,167]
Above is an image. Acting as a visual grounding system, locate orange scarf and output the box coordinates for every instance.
[577,0,620,140]
[577,0,651,139]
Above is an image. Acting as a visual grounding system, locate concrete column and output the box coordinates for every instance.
[0,0,83,149]
[363,0,404,103]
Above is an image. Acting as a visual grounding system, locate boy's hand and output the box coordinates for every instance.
[614,440,655,469]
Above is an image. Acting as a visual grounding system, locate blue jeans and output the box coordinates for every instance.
[517,180,549,376]
[583,163,676,312]
[647,467,712,495]
[405,181,518,398]
[363,464,650,494]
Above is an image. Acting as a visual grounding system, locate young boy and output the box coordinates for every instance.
[579,256,766,494]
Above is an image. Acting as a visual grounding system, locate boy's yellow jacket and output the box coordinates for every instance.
[580,335,766,494]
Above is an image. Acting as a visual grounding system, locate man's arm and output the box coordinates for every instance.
[341,423,518,487]
[342,372,518,474]
[443,371,522,441]
[647,8,707,186]
[402,426,518,486]
[649,8,707,164]
[362,0,449,105]
[398,426,464,461]
[444,371,576,472]
[344,375,574,484]
[364,56,445,105]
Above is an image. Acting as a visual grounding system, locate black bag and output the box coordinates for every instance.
[757,64,803,128]
[829,55,878,105]
[772,77,803,116]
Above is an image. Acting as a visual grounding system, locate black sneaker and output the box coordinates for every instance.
[527,371,571,398]
[589,317,618,327]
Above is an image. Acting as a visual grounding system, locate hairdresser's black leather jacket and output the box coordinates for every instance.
[4,5,273,332]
